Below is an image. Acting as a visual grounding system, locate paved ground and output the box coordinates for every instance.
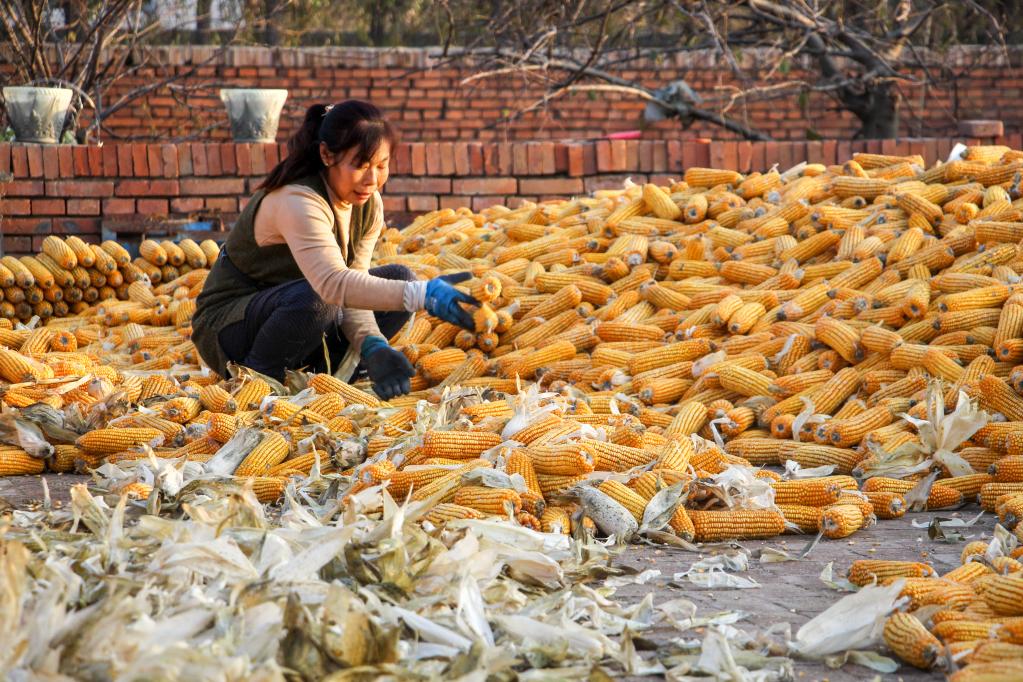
[1,473,985,680]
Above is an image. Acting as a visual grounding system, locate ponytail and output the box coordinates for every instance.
[260,100,396,192]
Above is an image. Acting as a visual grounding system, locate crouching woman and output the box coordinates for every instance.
[193,100,476,398]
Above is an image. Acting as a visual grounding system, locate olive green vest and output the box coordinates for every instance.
[192,173,375,376]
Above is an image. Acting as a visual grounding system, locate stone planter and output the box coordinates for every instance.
[220,88,288,143]
[2,86,73,143]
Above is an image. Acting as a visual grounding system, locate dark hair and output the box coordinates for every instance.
[259,100,396,191]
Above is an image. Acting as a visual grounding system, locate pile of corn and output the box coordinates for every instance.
[0,235,218,321]
[3,146,1023,546]
[862,531,1023,677]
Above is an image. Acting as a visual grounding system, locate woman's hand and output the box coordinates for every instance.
[424,272,478,330]
[360,336,415,399]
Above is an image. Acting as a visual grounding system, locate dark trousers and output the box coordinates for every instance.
[218,264,414,381]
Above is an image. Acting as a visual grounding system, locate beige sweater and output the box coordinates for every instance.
[253,182,407,352]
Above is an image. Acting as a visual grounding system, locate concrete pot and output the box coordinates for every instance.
[2,86,73,143]
[220,88,288,143]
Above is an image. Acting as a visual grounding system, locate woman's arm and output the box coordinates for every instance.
[340,193,390,352]
[258,186,407,316]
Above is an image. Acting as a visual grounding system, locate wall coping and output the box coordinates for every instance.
[2,43,1022,71]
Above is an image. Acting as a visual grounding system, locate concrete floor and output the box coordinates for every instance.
[1,472,981,680]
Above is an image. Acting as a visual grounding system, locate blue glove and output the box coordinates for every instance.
[360,335,415,399]
[425,272,478,330]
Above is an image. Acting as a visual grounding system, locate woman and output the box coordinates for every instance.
[193,100,477,399]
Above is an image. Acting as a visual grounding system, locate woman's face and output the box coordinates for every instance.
[320,140,390,205]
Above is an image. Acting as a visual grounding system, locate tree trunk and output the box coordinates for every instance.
[196,0,212,43]
[849,85,899,139]
[263,0,281,45]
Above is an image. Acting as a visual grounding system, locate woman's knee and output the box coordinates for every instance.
[371,263,416,282]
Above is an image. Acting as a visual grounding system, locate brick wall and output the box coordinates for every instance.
[1,135,1013,255]
[3,45,1022,143]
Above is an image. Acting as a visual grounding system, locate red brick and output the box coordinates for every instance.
[453,143,470,176]
[177,144,194,176]
[465,143,482,176]
[72,146,89,176]
[381,194,406,213]
[180,178,245,195]
[721,141,739,172]
[45,180,114,197]
[161,144,180,178]
[439,195,471,210]
[880,138,896,156]
[610,140,628,172]
[101,145,118,177]
[498,144,515,176]
[836,140,853,166]
[205,197,238,213]
[596,140,613,173]
[566,144,584,177]
[518,178,583,195]
[736,141,753,173]
[67,198,100,215]
[137,198,169,215]
[805,141,823,164]
[102,198,135,214]
[57,146,73,177]
[88,145,104,175]
[422,143,440,176]
[4,236,32,253]
[251,144,269,176]
[26,146,44,177]
[206,143,222,176]
[233,143,250,175]
[117,145,133,177]
[0,144,10,175]
[392,142,411,175]
[32,199,65,215]
[387,177,451,194]
[191,143,208,176]
[821,139,838,166]
[411,143,427,175]
[4,180,44,196]
[265,143,280,167]
[525,143,542,175]
[131,144,149,176]
[146,144,163,177]
[218,143,237,175]
[471,195,505,211]
[0,198,31,215]
[682,140,709,169]
[582,143,597,176]
[51,217,99,235]
[115,179,180,196]
[452,177,517,194]
[170,197,205,213]
[407,195,438,212]
[4,217,51,234]
[652,142,668,173]
[638,141,653,173]
[762,141,781,168]
[512,144,529,176]
[11,145,29,177]
[40,146,58,178]
[583,174,645,193]
[479,144,496,175]
[439,143,456,176]
[626,141,640,172]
